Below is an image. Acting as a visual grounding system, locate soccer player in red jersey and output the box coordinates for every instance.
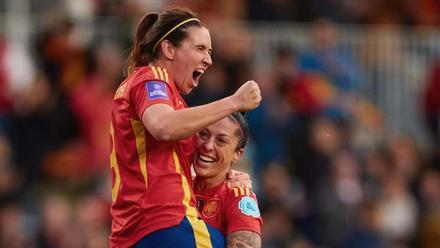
[194,112,262,248]
[109,8,261,248]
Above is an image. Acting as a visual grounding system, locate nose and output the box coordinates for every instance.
[203,53,212,67]
[201,138,215,152]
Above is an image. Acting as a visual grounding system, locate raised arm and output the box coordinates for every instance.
[142,80,261,141]
[227,231,261,248]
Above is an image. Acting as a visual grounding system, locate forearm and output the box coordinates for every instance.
[227,231,261,248]
[145,96,239,141]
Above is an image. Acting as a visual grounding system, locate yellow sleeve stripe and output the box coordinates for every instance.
[233,187,239,197]
[238,186,245,196]
[162,68,169,83]
[156,67,165,81]
[151,66,159,79]
[131,119,148,189]
[232,186,251,197]
[151,66,169,83]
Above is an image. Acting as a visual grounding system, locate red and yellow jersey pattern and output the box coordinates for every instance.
[109,66,208,247]
[194,182,263,236]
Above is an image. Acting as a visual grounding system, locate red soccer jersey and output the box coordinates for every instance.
[109,66,199,247]
[194,182,263,236]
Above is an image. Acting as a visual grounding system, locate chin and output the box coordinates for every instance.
[179,86,193,95]
[193,166,202,175]
[194,166,211,177]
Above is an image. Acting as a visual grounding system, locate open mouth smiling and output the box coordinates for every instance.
[198,153,216,165]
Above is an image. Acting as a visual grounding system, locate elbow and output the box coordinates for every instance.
[150,125,174,141]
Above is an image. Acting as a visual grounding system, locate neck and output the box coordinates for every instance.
[195,174,227,191]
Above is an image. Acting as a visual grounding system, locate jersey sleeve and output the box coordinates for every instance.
[131,80,174,119]
[224,187,263,235]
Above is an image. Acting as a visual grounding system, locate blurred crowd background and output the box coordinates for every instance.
[1,0,440,247]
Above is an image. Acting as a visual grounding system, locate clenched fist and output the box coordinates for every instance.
[232,80,262,112]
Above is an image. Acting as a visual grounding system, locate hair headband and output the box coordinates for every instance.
[152,18,200,52]
[229,115,244,145]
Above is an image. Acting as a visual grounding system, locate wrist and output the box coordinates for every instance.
[225,95,240,113]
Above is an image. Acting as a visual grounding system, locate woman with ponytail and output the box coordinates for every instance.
[109,8,261,247]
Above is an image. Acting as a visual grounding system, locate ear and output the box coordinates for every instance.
[231,148,244,166]
[160,40,175,60]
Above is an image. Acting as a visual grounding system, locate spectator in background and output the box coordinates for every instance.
[366,0,412,25]
[0,132,22,202]
[259,163,313,246]
[0,39,13,130]
[37,193,76,248]
[417,168,440,248]
[247,47,293,180]
[300,117,347,195]
[6,20,83,185]
[341,200,384,248]
[8,69,77,185]
[311,150,363,246]
[377,174,418,246]
[422,59,440,167]
[298,18,362,118]
[0,202,30,248]
[66,41,124,176]
[408,0,440,26]
[362,148,393,200]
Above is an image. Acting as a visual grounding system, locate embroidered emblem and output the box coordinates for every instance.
[145,81,169,100]
[238,196,260,218]
[202,198,220,218]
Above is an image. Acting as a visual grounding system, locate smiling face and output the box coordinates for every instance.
[169,26,212,95]
[194,117,243,184]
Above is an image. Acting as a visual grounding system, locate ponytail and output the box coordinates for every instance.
[125,13,159,75]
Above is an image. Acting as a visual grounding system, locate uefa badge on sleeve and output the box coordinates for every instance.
[238,196,260,218]
[145,81,169,100]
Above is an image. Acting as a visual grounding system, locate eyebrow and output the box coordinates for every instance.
[197,44,212,54]
[216,133,232,141]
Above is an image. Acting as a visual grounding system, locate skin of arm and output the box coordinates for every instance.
[142,80,261,141]
[142,96,238,141]
[227,231,261,248]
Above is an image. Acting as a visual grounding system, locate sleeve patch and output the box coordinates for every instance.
[145,81,169,100]
[238,196,260,218]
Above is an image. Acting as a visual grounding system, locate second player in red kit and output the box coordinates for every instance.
[193,113,262,247]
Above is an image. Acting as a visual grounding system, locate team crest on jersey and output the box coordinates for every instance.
[238,196,260,218]
[202,198,220,218]
[145,81,169,100]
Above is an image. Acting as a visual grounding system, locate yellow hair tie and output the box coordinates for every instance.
[153,18,200,52]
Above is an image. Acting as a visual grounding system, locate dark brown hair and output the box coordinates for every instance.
[229,112,249,150]
[125,8,203,75]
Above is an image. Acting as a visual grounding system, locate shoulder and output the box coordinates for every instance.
[223,186,262,236]
[227,186,253,199]
[128,66,176,99]
[226,186,260,218]
[130,66,167,85]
